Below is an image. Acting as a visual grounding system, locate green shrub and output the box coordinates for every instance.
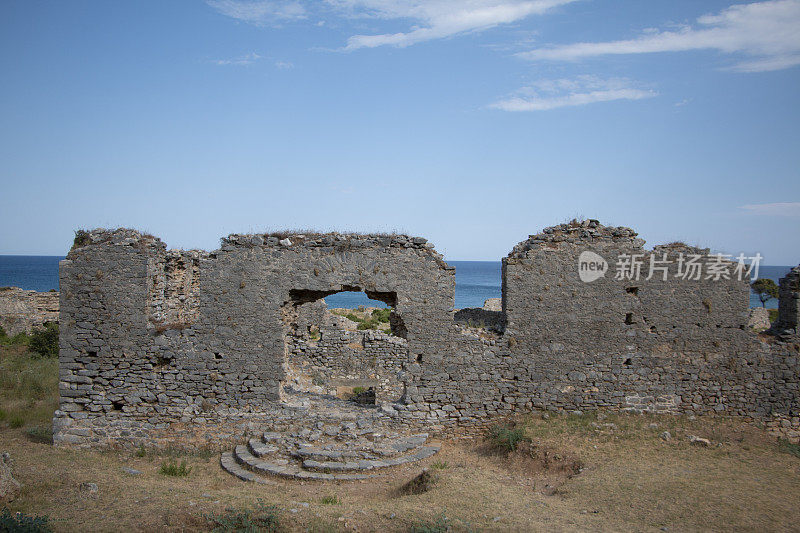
[205,500,280,533]
[0,507,52,533]
[343,313,362,324]
[159,459,192,477]
[0,329,31,347]
[356,320,376,330]
[9,415,25,428]
[769,309,779,323]
[29,323,58,358]
[26,425,53,444]
[487,424,529,453]
[371,308,391,323]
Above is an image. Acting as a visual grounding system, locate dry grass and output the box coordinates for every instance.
[0,344,58,428]
[2,345,800,531]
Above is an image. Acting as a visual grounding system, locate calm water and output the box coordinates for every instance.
[0,256,790,309]
[324,260,501,309]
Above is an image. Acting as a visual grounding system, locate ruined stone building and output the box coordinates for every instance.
[49,221,800,479]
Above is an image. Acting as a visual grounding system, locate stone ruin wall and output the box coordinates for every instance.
[54,230,458,447]
[0,287,59,336]
[52,223,800,448]
[777,266,800,337]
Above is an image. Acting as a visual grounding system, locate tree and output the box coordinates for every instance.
[751,278,779,308]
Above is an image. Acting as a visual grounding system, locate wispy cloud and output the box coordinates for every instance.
[518,0,800,72]
[207,0,576,48]
[207,0,306,26]
[211,52,264,66]
[740,202,800,216]
[274,60,294,69]
[490,76,656,111]
[332,0,578,49]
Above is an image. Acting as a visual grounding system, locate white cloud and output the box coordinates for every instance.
[207,0,306,26]
[740,202,800,216]
[329,0,578,49]
[518,0,800,72]
[490,76,656,111]
[207,0,576,47]
[211,52,264,65]
[274,60,294,69]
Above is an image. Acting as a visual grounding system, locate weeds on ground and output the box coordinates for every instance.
[487,424,529,453]
[307,518,340,533]
[410,512,450,533]
[159,459,192,477]
[320,494,340,505]
[0,507,52,533]
[0,324,59,358]
[26,425,52,444]
[0,344,59,427]
[430,460,449,470]
[331,308,392,331]
[204,500,281,533]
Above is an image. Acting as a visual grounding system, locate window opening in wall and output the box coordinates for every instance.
[281,288,408,406]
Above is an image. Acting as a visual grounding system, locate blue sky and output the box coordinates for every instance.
[0,0,798,263]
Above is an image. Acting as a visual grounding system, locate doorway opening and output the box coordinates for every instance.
[281,288,408,405]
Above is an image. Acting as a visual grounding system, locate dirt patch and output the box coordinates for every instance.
[399,468,438,496]
[508,441,583,478]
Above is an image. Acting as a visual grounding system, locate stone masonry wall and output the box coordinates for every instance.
[54,230,457,446]
[777,265,800,338]
[0,287,59,335]
[53,224,800,447]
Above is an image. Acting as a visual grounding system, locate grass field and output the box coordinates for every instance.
[2,344,800,532]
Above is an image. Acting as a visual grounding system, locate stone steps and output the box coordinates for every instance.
[301,446,439,472]
[221,427,439,483]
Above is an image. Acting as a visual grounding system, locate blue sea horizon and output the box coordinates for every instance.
[0,256,790,310]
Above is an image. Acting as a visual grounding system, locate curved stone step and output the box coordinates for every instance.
[302,445,440,473]
[285,432,430,461]
[374,433,430,456]
[220,452,276,485]
[292,445,366,461]
[248,438,279,458]
[232,444,375,481]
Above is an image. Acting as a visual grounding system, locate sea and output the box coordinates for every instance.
[0,256,790,310]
